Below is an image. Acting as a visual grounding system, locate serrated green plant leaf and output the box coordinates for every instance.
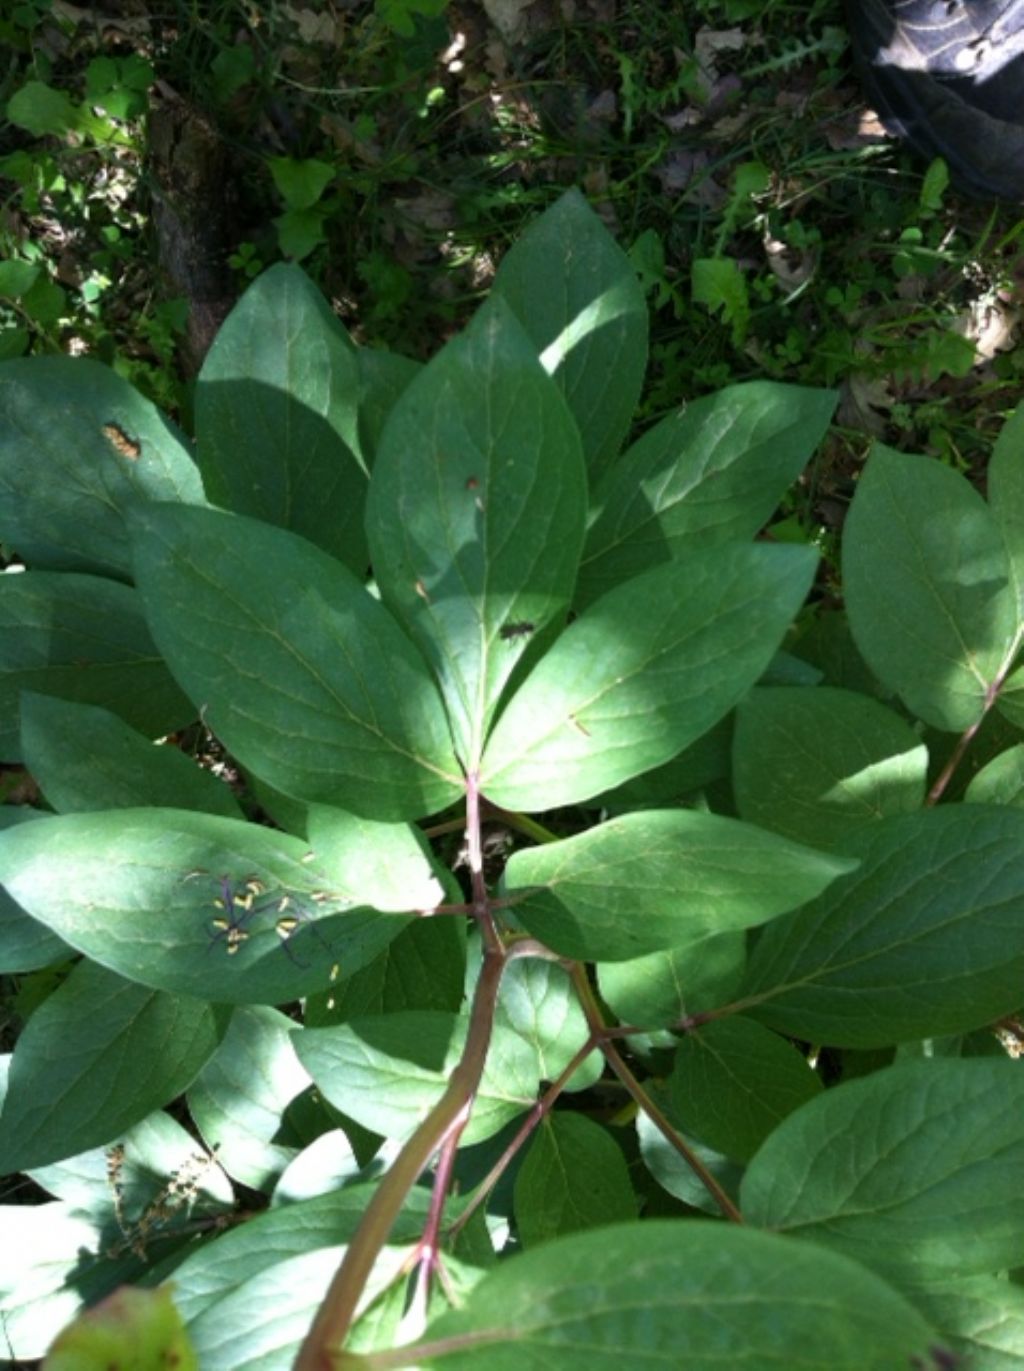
[365,295,587,765]
[739,805,1024,1046]
[479,543,817,810]
[404,1220,941,1370]
[0,571,194,762]
[577,381,836,608]
[0,357,203,578]
[0,808,402,1004]
[742,1058,1024,1280]
[733,686,928,849]
[504,809,854,961]
[129,504,463,820]
[843,445,1018,731]
[196,264,371,574]
[0,959,226,1174]
[490,188,647,482]
[513,1113,635,1247]
[19,692,243,818]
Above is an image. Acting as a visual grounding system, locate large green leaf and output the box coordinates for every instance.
[733,686,928,850]
[577,382,836,608]
[490,188,647,482]
[19,692,242,818]
[403,1220,940,1370]
[195,264,369,573]
[479,543,817,810]
[0,571,194,763]
[504,809,854,961]
[843,445,1017,731]
[0,357,203,579]
[188,1006,313,1192]
[907,1276,1024,1369]
[0,808,404,1004]
[294,1010,539,1146]
[166,1184,433,1328]
[365,295,587,765]
[513,1113,635,1247]
[669,1016,821,1164]
[0,806,71,971]
[494,957,601,1091]
[596,929,746,1029]
[0,960,226,1174]
[305,805,446,914]
[740,805,1024,1046]
[742,1058,1024,1280]
[306,916,466,1024]
[129,503,462,820]
[988,403,1024,621]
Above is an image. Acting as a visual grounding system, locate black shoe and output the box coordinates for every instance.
[846,0,1024,200]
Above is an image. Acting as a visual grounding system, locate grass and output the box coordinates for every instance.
[1,0,1023,517]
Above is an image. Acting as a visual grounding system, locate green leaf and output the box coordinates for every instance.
[167,1183,433,1327]
[577,382,836,608]
[670,1017,821,1164]
[307,915,466,1024]
[479,543,818,810]
[742,1057,1024,1280]
[0,571,194,763]
[273,208,328,262]
[195,264,370,573]
[267,157,335,211]
[0,259,40,298]
[306,804,445,913]
[907,1276,1024,1369]
[966,743,1024,806]
[28,1108,233,1219]
[842,445,1017,731]
[188,1006,313,1192]
[20,693,243,818]
[0,806,71,972]
[0,807,402,1004]
[129,504,462,821]
[0,959,226,1173]
[495,957,601,1090]
[740,805,1024,1046]
[294,1011,538,1146]
[42,1285,197,1371]
[0,357,203,578]
[491,188,647,482]
[988,403,1024,620]
[513,1113,636,1247]
[271,1129,361,1205]
[504,809,854,961]
[597,928,746,1028]
[636,1097,743,1216]
[692,256,750,346]
[7,80,79,136]
[732,686,928,850]
[354,346,421,467]
[409,1220,941,1370]
[366,295,587,764]
[0,1203,113,1359]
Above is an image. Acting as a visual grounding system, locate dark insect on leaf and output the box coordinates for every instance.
[102,422,142,460]
[500,620,535,641]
